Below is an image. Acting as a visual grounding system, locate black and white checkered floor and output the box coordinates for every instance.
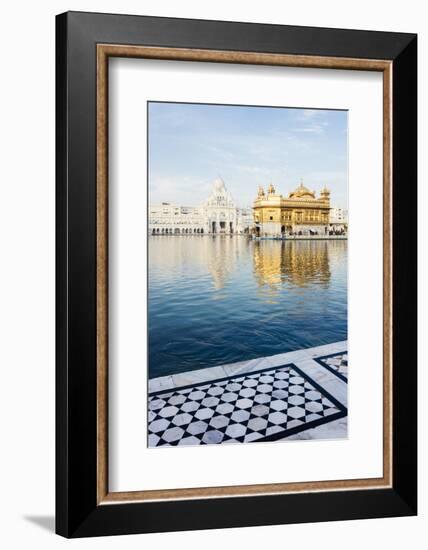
[148,363,347,447]
[315,352,348,382]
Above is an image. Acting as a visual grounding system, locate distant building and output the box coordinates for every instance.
[253,181,331,236]
[204,178,239,234]
[148,203,205,235]
[149,178,252,235]
[329,207,348,232]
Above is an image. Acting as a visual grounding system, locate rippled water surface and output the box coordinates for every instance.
[149,237,347,378]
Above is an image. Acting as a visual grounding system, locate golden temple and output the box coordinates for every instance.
[253,180,331,236]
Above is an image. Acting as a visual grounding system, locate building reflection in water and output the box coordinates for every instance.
[252,240,331,297]
[149,236,342,296]
[148,236,347,377]
[149,235,252,291]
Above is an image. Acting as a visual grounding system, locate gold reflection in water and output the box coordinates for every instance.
[149,236,335,295]
[252,240,331,293]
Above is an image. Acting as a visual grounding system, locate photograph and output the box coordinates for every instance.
[147,101,349,447]
[0,1,420,545]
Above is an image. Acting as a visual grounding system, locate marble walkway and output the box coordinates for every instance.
[148,341,348,447]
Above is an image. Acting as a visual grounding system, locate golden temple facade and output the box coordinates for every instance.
[253,181,331,236]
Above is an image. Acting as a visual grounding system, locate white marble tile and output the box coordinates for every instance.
[148,344,349,447]
[270,399,289,411]
[149,397,166,411]
[231,409,250,423]
[287,406,306,419]
[284,417,348,441]
[194,408,214,421]
[180,400,200,413]
[216,402,234,415]
[172,412,193,427]
[202,429,224,444]
[225,423,246,438]
[179,436,202,446]
[264,342,347,368]
[268,411,288,425]
[149,418,170,434]
[172,365,227,388]
[162,426,185,443]
[266,425,283,437]
[320,380,348,407]
[293,358,348,407]
[287,418,305,430]
[220,341,347,376]
[222,356,275,376]
[244,432,264,443]
[148,342,347,389]
[148,433,161,447]
[267,349,312,367]
[187,420,209,435]
[247,417,268,432]
[159,405,180,418]
[301,341,347,358]
[209,415,229,429]
[148,375,174,393]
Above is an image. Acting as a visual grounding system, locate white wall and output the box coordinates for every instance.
[0,0,425,548]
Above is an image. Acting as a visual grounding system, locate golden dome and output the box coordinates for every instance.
[289,180,315,199]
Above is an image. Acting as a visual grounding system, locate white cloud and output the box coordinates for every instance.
[148,104,347,209]
[293,125,324,134]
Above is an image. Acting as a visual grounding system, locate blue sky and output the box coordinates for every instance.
[148,102,348,209]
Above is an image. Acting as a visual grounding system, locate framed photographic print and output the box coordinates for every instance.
[56,11,417,537]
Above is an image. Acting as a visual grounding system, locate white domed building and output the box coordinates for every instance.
[203,177,238,234]
[149,178,252,235]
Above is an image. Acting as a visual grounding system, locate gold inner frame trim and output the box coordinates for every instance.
[96,43,393,505]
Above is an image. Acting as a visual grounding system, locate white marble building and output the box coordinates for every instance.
[204,178,238,234]
[149,178,252,235]
[329,207,348,232]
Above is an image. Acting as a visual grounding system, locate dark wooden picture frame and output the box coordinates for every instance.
[56,11,417,538]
